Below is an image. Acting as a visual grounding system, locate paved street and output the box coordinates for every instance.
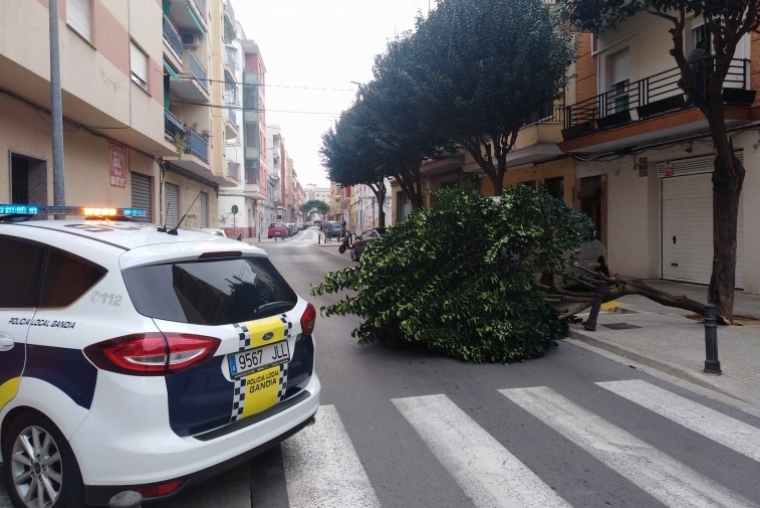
[3,229,760,507]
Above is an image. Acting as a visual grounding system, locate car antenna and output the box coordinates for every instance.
[168,184,207,235]
[157,200,171,232]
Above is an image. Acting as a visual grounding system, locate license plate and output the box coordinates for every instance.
[228,341,290,377]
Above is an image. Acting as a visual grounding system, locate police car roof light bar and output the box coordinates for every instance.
[0,204,148,218]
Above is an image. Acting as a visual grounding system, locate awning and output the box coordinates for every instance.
[186,4,206,34]
[163,60,181,82]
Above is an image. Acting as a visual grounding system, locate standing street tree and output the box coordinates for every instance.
[562,0,760,321]
[321,100,389,227]
[402,0,573,195]
[299,200,330,221]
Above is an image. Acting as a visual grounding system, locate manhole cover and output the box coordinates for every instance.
[601,323,641,330]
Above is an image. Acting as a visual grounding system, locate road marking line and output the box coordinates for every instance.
[392,394,571,508]
[501,386,758,508]
[597,379,760,463]
[281,405,381,508]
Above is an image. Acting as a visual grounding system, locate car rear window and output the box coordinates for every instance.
[272,223,285,228]
[122,257,297,326]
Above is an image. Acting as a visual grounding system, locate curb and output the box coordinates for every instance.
[568,328,760,411]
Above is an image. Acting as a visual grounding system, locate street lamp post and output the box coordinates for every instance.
[49,0,66,217]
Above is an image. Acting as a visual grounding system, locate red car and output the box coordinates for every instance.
[268,222,288,239]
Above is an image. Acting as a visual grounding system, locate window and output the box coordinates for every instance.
[608,49,630,114]
[130,41,149,90]
[67,0,91,41]
[0,236,46,308]
[544,176,565,201]
[122,257,297,325]
[40,248,107,308]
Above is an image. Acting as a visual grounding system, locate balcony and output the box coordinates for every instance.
[562,58,755,149]
[162,15,185,62]
[164,109,185,141]
[225,106,238,139]
[223,0,236,42]
[185,129,208,162]
[226,48,236,74]
[192,0,206,18]
[188,51,208,91]
[172,51,210,102]
[227,162,241,182]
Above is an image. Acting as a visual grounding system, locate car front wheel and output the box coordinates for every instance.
[3,412,84,508]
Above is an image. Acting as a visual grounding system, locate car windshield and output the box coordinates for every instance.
[122,257,297,326]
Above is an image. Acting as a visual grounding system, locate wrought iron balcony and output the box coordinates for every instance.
[162,15,184,59]
[522,100,565,128]
[185,130,209,162]
[164,109,185,141]
[226,48,236,72]
[227,106,237,125]
[188,51,208,91]
[563,58,752,140]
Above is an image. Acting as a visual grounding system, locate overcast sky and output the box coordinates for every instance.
[234,0,430,188]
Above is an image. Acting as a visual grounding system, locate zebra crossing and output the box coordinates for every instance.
[274,379,760,508]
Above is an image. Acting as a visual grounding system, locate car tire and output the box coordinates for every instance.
[539,273,554,286]
[2,411,85,508]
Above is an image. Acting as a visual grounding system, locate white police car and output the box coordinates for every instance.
[0,205,320,507]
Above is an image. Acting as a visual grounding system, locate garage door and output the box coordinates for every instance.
[130,172,152,222]
[165,183,180,229]
[200,192,208,228]
[660,156,744,289]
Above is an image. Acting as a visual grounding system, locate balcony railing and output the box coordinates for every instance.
[564,58,751,138]
[227,106,237,125]
[185,130,209,162]
[164,109,185,140]
[226,48,236,72]
[522,101,565,128]
[162,15,184,59]
[192,0,206,17]
[188,51,208,91]
[226,0,235,21]
[227,162,240,181]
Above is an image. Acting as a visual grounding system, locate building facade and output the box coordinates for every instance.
[0,0,247,228]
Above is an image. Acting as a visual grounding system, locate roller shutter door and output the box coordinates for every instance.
[131,173,152,222]
[200,192,208,228]
[165,183,180,229]
[660,154,744,288]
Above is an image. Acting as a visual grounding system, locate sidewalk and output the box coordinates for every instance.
[569,280,760,409]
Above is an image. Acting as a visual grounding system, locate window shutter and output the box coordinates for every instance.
[130,42,149,85]
[200,192,208,228]
[131,172,153,222]
[609,49,630,86]
[165,183,180,228]
[67,0,91,40]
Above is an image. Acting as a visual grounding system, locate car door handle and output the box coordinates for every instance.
[0,336,14,352]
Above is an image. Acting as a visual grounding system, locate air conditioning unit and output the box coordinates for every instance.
[181,32,200,47]
[273,153,280,161]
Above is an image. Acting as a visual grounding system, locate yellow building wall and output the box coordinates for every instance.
[479,158,576,205]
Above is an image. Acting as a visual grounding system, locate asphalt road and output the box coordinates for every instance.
[146,228,760,508]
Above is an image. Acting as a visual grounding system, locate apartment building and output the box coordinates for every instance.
[347,182,393,231]
[267,124,285,222]
[558,20,760,294]
[0,0,241,228]
[305,183,331,204]
[218,20,270,238]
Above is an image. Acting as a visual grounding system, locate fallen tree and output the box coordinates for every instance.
[540,264,717,323]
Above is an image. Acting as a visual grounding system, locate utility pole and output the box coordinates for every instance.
[49,0,66,217]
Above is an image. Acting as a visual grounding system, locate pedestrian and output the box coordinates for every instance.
[685,40,708,105]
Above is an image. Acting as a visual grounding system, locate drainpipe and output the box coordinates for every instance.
[49,0,66,217]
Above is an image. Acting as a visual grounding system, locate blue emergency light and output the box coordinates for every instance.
[0,204,147,218]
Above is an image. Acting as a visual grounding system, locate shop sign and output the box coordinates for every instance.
[638,157,648,177]
[109,142,126,188]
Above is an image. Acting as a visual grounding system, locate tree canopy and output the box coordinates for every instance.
[299,199,330,218]
[403,0,574,195]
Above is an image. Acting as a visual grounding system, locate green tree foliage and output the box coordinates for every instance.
[321,100,390,227]
[402,0,573,195]
[299,199,330,218]
[562,0,760,322]
[311,187,592,363]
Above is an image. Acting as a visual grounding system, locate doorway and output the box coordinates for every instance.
[10,154,47,204]
[577,176,604,243]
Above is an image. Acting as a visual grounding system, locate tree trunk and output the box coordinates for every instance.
[707,148,744,322]
[371,182,387,228]
[490,173,503,196]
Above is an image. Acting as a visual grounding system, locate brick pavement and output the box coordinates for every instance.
[570,310,760,408]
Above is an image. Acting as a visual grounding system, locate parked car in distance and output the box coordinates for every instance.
[199,228,227,238]
[268,222,288,239]
[351,227,386,261]
[325,221,344,240]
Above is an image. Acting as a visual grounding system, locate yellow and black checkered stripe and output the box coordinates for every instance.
[229,313,294,423]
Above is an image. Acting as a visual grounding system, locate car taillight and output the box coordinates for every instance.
[135,479,185,499]
[84,333,220,376]
[301,302,317,335]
